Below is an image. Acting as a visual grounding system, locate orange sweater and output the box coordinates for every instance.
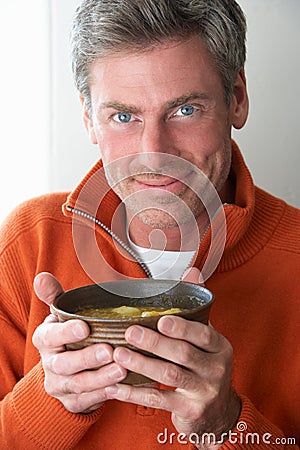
[0,143,299,449]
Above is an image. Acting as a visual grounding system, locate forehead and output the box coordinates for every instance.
[88,36,223,109]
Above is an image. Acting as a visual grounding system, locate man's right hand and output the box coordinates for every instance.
[32,272,127,413]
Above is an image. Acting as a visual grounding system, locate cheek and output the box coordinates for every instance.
[175,121,232,191]
[176,123,228,166]
[94,127,140,163]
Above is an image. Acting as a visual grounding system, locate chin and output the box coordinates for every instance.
[137,203,204,229]
[137,210,179,229]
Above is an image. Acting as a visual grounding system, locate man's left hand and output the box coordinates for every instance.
[105,315,240,449]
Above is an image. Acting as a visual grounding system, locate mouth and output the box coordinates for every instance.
[132,175,189,194]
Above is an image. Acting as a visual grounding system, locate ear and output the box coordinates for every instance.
[79,94,98,144]
[230,68,249,130]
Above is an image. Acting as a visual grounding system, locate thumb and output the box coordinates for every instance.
[182,267,205,285]
[34,272,64,306]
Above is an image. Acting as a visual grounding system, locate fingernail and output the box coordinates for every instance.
[128,326,144,343]
[116,347,131,363]
[159,317,175,333]
[73,323,87,339]
[109,365,124,380]
[95,348,111,363]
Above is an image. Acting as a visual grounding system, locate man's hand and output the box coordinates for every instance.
[32,272,127,413]
[105,269,240,449]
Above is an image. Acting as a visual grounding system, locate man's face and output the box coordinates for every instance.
[84,36,241,229]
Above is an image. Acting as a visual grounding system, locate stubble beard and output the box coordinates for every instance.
[115,182,205,229]
[103,139,232,230]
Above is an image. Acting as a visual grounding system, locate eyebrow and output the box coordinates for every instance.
[99,92,210,114]
[99,101,141,114]
[165,92,210,109]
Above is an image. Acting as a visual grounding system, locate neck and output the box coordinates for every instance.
[127,210,210,251]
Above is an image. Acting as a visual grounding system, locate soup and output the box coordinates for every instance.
[77,305,183,319]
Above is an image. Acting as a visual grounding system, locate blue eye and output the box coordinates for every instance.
[116,112,132,123]
[179,105,195,116]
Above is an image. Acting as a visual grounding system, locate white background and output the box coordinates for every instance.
[0,0,299,224]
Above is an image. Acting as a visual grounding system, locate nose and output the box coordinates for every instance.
[139,120,176,171]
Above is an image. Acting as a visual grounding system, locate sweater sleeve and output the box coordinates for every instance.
[0,203,104,449]
[0,279,105,449]
[0,362,104,450]
[186,394,298,450]
[220,395,298,449]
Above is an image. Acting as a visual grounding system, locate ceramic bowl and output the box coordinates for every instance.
[52,279,214,385]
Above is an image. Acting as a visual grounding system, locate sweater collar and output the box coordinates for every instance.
[63,141,283,274]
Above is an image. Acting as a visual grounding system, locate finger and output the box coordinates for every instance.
[32,318,90,351]
[59,390,108,414]
[113,347,199,390]
[125,324,205,370]
[182,267,205,285]
[59,377,133,414]
[46,363,127,398]
[43,313,59,325]
[125,321,223,366]
[34,272,64,306]
[105,383,188,417]
[44,343,114,375]
[157,315,224,353]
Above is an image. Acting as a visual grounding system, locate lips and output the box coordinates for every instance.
[134,176,177,186]
[132,174,189,195]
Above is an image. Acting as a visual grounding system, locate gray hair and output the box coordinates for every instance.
[71,0,247,117]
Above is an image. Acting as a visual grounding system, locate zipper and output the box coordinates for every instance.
[66,205,153,278]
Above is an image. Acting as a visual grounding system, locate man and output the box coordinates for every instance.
[0,1,299,449]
